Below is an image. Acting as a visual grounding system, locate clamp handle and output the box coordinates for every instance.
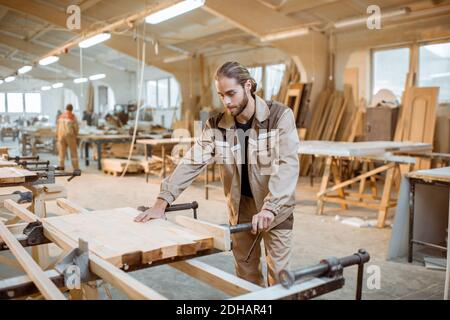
[67,169,82,182]
[137,201,198,219]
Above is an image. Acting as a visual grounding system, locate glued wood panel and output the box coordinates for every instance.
[42,208,214,267]
[0,167,37,185]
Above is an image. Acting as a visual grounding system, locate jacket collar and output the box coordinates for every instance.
[218,95,270,129]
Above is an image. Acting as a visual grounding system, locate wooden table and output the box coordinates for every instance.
[406,167,450,300]
[80,134,153,170]
[20,128,56,156]
[298,141,432,228]
[0,127,19,142]
[137,138,195,179]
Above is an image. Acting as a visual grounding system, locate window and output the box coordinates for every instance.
[7,93,24,113]
[146,77,181,109]
[372,47,410,100]
[170,78,180,108]
[24,93,41,113]
[248,66,263,90]
[264,64,286,100]
[107,87,116,110]
[0,93,5,112]
[64,89,80,112]
[147,81,157,107]
[158,78,169,108]
[419,42,450,103]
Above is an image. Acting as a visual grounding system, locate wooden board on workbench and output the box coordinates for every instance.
[298,141,431,157]
[0,159,17,168]
[0,167,38,185]
[42,207,215,267]
[406,167,450,184]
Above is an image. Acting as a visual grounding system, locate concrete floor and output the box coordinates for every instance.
[0,140,446,300]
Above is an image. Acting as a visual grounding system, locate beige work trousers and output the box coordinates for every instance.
[58,135,79,170]
[231,195,292,287]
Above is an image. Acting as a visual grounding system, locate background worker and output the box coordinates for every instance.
[56,104,80,171]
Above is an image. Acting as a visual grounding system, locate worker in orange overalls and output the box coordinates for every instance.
[56,104,79,170]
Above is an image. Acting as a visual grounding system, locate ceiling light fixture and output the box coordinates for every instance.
[18,65,33,74]
[52,82,64,88]
[79,33,111,48]
[74,77,88,84]
[145,0,205,24]
[39,56,59,66]
[89,74,106,81]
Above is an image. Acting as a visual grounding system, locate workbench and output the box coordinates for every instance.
[0,126,19,142]
[79,134,157,171]
[20,127,56,156]
[0,159,19,168]
[405,167,450,300]
[136,137,195,179]
[298,141,432,228]
[0,164,77,269]
[0,199,370,300]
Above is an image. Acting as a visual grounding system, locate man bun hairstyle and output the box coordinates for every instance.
[215,61,257,95]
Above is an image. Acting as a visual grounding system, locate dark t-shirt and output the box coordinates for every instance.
[235,115,254,198]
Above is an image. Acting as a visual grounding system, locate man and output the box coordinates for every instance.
[135,61,300,286]
[56,104,79,170]
[82,110,93,126]
[105,113,122,129]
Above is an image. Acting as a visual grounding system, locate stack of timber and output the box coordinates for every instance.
[275,60,300,103]
[299,85,363,176]
[274,61,315,129]
[101,158,143,176]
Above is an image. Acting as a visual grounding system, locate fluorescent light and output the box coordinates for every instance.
[18,65,33,74]
[145,0,205,24]
[89,73,106,81]
[79,33,111,48]
[163,55,191,63]
[430,72,450,79]
[39,56,59,66]
[52,82,64,88]
[334,8,409,28]
[41,86,52,91]
[74,77,88,84]
[260,28,309,42]
[5,76,15,83]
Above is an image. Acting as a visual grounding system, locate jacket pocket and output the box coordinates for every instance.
[214,140,233,164]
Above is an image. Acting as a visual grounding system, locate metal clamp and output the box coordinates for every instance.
[23,221,50,246]
[55,239,96,288]
[320,256,343,279]
[137,201,199,219]
[279,249,371,299]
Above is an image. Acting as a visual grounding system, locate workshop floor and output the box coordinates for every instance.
[0,142,446,300]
